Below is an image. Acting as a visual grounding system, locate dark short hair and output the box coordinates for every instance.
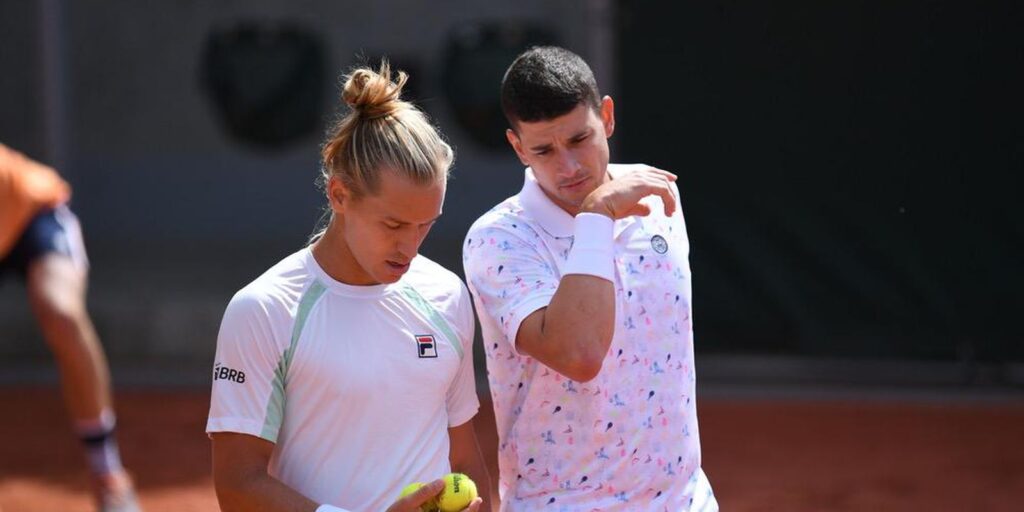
[500,46,601,127]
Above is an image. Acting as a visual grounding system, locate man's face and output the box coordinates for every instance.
[330,170,444,285]
[506,97,616,215]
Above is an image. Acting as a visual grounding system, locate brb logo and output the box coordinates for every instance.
[416,334,438,358]
[213,362,246,383]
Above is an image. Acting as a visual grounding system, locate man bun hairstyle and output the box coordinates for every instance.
[320,60,453,200]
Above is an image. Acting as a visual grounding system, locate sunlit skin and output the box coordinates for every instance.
[506,96,616,216]
[312,169,445,286]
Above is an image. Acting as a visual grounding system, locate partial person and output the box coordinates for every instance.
[0,143,142,512]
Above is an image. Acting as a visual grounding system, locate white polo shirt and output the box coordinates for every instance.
[463,165,716,511]
[207,247,479,512]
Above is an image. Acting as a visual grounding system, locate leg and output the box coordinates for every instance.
[21,207,141,512]
[26,253,112,425]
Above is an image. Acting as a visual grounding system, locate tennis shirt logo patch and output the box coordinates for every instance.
[416,334,438,358]
[651,234,669,254]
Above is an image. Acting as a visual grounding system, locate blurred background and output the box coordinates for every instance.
[1,0,1021,511]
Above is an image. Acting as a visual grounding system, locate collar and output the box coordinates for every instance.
[518,164,640,239]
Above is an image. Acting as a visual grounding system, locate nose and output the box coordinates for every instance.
[396,225,429,259]
[557,149,583,177]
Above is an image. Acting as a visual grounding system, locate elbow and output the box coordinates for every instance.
[565,353,605,383]
[213,468,261,512]
[564,333,612,382]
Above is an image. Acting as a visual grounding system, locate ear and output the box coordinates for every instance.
[506,128,530,166]
[326,175,351,214]
[600,96,616,139]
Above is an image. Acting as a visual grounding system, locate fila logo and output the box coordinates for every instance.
[416,334,438,358]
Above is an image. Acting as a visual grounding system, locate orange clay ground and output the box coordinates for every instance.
[1,387,1022,511]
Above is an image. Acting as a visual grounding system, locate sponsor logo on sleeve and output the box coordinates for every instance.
[213,362,246,383]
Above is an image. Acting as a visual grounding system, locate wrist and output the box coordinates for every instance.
[579,196,614,218]
[563,212,615,282]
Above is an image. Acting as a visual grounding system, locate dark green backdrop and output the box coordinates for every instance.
[617,1,1022,361]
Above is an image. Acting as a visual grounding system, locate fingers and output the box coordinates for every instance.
[658,181,678,217]
[391,479,444,511]
[463,497,484,511]
[625,203,652,217]
[636,170,677,218]
[582,166,680,220]
[640,166,677,182]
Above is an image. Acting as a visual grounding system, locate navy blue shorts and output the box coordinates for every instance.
[0,205,89,280]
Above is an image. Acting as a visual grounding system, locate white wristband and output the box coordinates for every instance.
[563,212,615,282]
[316,505,352,512]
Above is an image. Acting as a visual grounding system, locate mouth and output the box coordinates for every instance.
[386,260,411,274]
[560,175,590,191]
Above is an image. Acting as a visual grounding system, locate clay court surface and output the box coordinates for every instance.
[1,387,1021,511]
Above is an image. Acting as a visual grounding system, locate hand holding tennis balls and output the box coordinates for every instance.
[387,479,442,512]
[390,474,481,512]
[437,473,479,512]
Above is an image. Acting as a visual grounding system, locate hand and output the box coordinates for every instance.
[580,166,677,219]
[385,479,443,512]
[459,497,484,511]
[384,478,484,512]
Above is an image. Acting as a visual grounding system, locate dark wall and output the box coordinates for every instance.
[617,1,1022,360]
[0,2,46,158]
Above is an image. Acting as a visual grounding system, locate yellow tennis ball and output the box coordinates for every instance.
[398,482,439,512]
[437,473,477,512]
[399,482,425,498]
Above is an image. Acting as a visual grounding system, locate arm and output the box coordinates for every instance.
[211,432,320,512]
[515,167,678,382]
[213,433,450,512]
[448,420,493,511]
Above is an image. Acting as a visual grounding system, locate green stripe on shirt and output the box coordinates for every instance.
[261,280,327,441]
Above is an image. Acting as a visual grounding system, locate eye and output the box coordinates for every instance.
[533,149,550,156]
[383,222,402,230]
[571,133,590,144]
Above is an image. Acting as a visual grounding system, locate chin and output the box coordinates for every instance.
[376,273,402,284]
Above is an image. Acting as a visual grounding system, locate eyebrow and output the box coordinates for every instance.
[385,214,442,226]
[528,129,591,152]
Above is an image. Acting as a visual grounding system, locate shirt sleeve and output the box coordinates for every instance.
[463,223,560,357]
[446,281,481,428]
[206,288,288,442]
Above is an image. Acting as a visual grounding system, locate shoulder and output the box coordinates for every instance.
[465,194,534,239]
[465,198,547,255]
[402,255,473,322]
[223,249,315,324]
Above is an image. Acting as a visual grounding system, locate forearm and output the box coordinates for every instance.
[538,275,615,366]
[516,212,617,381]
[214,468,322,512]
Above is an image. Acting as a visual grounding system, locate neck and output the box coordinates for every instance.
[310,219,378,286]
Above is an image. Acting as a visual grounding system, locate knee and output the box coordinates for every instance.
[29,283,89,336]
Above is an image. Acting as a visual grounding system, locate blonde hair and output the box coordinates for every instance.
[320,61,453,200]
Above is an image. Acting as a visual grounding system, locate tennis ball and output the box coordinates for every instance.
[437,473,477,512]
[398,482,439,512]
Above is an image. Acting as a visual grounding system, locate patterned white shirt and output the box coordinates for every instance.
[463,165,716,511]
